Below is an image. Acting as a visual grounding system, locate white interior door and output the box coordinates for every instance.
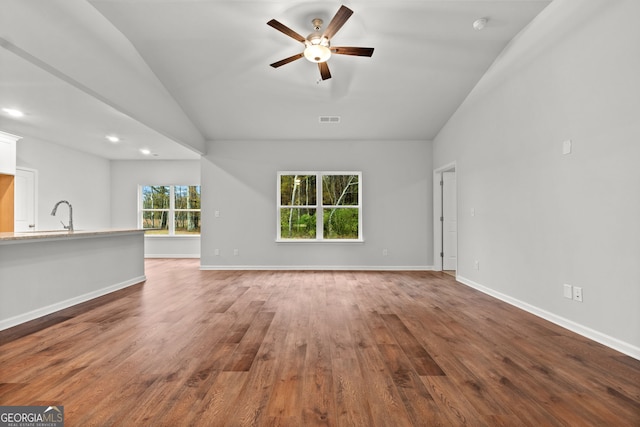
[442,171,457,270]
[14,168,36,232]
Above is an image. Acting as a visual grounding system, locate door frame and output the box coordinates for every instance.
[433,161,456,272]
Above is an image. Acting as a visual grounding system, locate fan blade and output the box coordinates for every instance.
[267,19,306,43]
[331,46,375,57]
[323,5,353,40]
[270,53,304,68]
[318,62,332,80]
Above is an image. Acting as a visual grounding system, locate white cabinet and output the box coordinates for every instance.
[0,131,21,175]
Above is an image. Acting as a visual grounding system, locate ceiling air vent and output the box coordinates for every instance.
[319,116,341,124]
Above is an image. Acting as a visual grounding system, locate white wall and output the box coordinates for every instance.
[201,140,432,269]
[110,160,201,257]
[433,0,640,357]
[16,136,110,230]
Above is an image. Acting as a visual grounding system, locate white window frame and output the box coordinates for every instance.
[276,171,363,242]
[138,185,201,237]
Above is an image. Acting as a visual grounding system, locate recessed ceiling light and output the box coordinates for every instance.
[106,135,120,143]
[2,108,24,118]
[473,17,488,31]
[140,148,151,155]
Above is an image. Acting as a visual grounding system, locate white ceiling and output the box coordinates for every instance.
[0,0,551,160]
[0,47,200,159]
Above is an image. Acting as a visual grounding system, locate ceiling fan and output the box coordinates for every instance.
[267,5,374,81]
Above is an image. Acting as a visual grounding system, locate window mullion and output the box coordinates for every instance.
[169,186,175,235]
[317,173,323,240]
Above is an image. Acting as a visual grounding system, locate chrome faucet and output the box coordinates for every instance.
[51,200,73,231]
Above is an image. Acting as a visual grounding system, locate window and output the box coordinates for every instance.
[140,185,201,235]
[277,172,362,241]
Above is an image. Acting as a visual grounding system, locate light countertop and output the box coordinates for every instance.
[0,228,144,243]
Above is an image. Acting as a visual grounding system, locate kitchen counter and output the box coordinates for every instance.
[0,229,146,331]
[0,228,143,242]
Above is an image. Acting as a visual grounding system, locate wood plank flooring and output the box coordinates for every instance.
[1,259,639,426]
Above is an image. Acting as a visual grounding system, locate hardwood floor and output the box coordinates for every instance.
[1,259,638,426]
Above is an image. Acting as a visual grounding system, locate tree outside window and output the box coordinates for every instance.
[174,185,201,235]
[277,172,361,241]
[141,185,201,235]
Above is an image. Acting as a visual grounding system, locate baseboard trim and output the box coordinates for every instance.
[145,254,200,259]
[200,265,434,271]
[0,275,147,331]
[456,275,640,361]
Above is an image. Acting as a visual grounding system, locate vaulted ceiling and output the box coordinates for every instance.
[0,0,551,160]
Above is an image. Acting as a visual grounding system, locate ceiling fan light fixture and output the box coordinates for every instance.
[304,44,331,63]
[304,33,331,63]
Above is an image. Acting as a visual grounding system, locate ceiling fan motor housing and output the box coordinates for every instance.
[312,18,323,31]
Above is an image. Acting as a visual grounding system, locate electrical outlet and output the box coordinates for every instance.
[233,249,239,256]
[214,248,220,256]
[474,260,480,270]
[563,284,573,299]
[382,249,388,256]
[573,286,583,302]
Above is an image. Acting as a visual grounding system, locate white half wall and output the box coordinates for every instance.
[110,160,201,258]
[433,0,640,357]
[0,231,145,330]
[201,140,432,269]
[16,136,111,230]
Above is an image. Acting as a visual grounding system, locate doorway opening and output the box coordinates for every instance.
[433,162,457,276]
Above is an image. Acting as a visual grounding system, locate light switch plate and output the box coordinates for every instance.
[563,284,572,299]
[563,139,572,155]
